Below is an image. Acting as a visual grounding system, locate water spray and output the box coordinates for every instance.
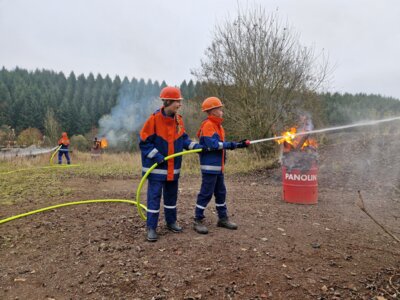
[249,116,400,145]
[1,116,399,225]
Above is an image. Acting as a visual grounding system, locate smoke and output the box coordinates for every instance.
[98,83,159,148]
[318,115,400,200]
[277,110,317,171]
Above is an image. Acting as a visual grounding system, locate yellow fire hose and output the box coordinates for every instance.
[0,200,147,225]
[0,164,80,175]
[0,149,202,225]
[50,145,62,164]
[0,145,79,175]
[135,148,202,220]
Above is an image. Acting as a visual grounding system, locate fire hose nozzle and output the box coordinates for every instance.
[237,139,251,148]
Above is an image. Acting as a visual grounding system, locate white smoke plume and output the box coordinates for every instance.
[98,83,159,148]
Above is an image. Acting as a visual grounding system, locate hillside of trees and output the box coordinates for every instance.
[0,67,199,134]
[321,92,400,125]
[0,67,399,149]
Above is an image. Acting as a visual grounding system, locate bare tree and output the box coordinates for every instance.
[44,109,61,146]
[193,7,329,154]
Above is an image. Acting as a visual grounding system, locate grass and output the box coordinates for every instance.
[0,149,276,206]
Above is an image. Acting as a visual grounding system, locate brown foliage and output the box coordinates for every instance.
[16,127,43,147]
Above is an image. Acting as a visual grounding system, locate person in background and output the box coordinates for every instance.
[91,137,102,159]
[93,137,101,150]
[58,132,71,164]
[139,86,203,242]
[193,97,249,234]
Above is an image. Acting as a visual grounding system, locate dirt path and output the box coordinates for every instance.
[1,132,399,299]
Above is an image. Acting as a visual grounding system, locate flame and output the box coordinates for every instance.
[275,127,317,150]
[276,127,297,146]
[100,138,108,149]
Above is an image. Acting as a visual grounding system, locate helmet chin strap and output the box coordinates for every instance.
[163,100,176,117]
[163,100,172,108]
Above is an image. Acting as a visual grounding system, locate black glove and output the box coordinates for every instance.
[201,145,211,152]
[237,139,250,148]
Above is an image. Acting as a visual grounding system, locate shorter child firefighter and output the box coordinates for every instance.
[58,132,71,164]
[139,86,203,242]
[193,97,249,234]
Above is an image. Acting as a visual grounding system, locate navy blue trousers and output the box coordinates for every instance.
[147,179,178,229]
[195,173,227,220]
[58,150,70,164]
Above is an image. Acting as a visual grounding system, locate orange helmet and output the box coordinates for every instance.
[159,86,183,100]
[201,97,223,112]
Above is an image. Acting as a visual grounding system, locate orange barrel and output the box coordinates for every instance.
[282,165,318,204]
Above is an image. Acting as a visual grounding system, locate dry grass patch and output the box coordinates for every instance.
[0,150,276,205]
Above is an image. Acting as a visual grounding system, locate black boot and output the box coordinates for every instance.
[217,217,238,230]
[193,218,208,234]
[147,228,158,242]
[166,222,182,233]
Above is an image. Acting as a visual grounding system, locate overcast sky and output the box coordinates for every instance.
[1,0,399,99]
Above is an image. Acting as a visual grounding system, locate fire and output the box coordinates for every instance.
[100,138,108,149]
[276,127,317,150]
[301,138,318,149]
[276,127,297,146]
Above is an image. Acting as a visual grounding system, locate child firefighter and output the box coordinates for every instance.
[193,97,249,234]
[58,132,71,164]
[139,86,203,242]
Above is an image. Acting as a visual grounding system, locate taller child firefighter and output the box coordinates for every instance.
[139,86,203,242]
[193,97,249,234]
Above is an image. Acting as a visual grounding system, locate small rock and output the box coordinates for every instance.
[347,283,357,291]
[307,278,316,284]
[284,274,293,280]
[311,242,321,249]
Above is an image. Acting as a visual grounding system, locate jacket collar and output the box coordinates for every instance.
[161,106,175,118]
[207,115,223,126]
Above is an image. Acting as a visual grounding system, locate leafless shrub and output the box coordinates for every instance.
[193,7,329,155]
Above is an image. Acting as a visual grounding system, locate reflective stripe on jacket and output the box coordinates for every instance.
[139,107,196,181]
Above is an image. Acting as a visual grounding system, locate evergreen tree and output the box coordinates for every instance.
[78,105,91,133]
[0,81,11,125]
[44,108,61,144]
